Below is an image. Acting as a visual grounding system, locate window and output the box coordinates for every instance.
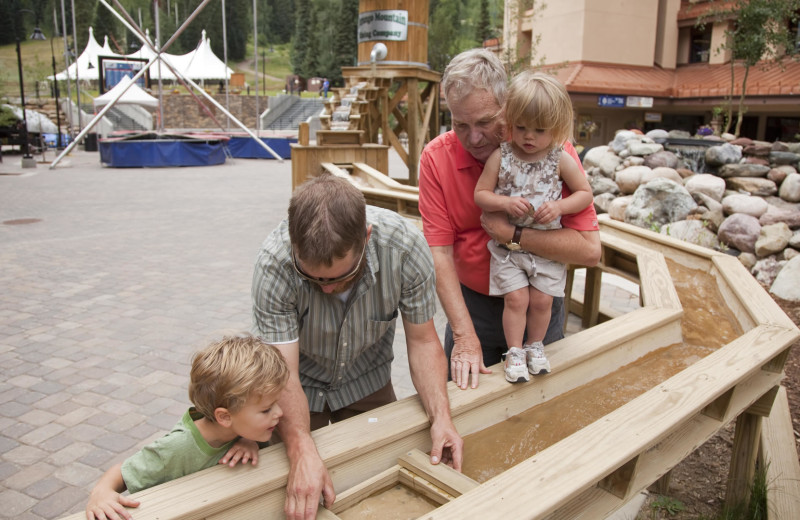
[689,25,712,63]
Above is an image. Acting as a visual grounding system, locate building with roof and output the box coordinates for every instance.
[503,0,800,149]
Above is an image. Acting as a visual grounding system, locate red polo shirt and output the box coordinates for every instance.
[419,131,598,295]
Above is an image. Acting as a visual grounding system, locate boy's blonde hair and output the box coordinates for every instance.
[189,334,289,421]
[505,70,573,148]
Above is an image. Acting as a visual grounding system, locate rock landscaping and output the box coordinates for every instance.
[584,129,800,302]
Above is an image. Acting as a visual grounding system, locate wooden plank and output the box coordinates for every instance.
[397,449,479,497]
[329,465,400,514]
[761,386,800,519]
[425,325,797,519]
[397,467,454,505]
[713,254,797,332]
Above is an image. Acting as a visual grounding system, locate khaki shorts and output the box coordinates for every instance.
[487,240,566,297]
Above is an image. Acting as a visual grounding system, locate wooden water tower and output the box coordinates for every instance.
[340,0,440,185]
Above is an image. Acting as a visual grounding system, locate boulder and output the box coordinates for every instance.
[607,195,632,221]
[767,168,788,185]
[628,141,664,156]
[643,150,680,169]
[717,163,770,178]
[753,256,784,287]
[721,193,769,218]
[759,203,800,228]
[717,213,761,253]
[610,130,640,154]
[624,178,698,230]
[616,165,651,194]
[769,151,800,166]
[779,173,800,202]
[642,167,683,185]
[684,173,726,201]
[645,129,669,141]
[661,220,721,249]
[725,177,778,197]
[590,176,620,196]
[705,143,742,166]
[593,192,616,214]
[754,222,793,257]
[582,145,611,169]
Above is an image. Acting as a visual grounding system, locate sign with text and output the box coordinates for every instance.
[99,56,149,94]
[627,96,654,108]
[358,10,408,42]
[597,95,625,108]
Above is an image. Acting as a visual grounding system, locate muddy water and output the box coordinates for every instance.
[337,484,438,520]
[461,260,743,482]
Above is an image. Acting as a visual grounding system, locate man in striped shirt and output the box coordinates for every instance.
[252,174,462,520]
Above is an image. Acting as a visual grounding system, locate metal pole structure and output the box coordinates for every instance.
[50,21,63,149]
[15,35,35,167]
[59,0,74,141]
[252,0,259,131]
[154,0,164,131]
[51,0,283,168]
[222,0,229,131]
[70,0,83,137]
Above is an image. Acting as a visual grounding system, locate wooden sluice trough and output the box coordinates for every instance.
[60,164,800,520]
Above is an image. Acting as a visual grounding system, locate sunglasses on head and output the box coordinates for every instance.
[291,236,367,286]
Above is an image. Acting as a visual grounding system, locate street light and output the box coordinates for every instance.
[13,4,47,168]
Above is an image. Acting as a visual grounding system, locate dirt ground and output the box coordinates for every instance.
[641,294,800,519]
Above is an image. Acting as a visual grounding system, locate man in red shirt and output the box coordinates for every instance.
[419,49,601,390]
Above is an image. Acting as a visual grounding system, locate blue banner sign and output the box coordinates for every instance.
[598,95,626,107]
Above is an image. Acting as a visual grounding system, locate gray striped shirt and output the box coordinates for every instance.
[252,206,437,412]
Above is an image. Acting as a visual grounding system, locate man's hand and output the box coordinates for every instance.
[284,450,336,520]
[480,211,514,244]
[450,332,491,389]
[429,419,464,471]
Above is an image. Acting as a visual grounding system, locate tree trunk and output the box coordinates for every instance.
[735,65,751,137]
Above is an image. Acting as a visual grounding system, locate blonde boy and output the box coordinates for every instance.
[85,335,289,520]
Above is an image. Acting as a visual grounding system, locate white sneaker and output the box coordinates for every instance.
[503,347,530,383]
[524,342,551,375]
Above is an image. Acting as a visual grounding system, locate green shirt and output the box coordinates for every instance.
[121,408,233,494]
[252,206,437,412]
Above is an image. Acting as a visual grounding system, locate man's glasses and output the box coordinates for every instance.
[291,237,367,286]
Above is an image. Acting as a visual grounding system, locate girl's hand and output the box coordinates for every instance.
[505,197,531,218]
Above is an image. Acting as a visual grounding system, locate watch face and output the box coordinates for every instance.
[505,242,522,251]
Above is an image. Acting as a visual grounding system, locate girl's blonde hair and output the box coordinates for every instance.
[505,70,573,148]
[189,334,289,421]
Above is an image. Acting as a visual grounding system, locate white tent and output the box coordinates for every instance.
[3,104,59,133]
[49,27,122,81]
[93,75,159,110]
[181,31,233,81]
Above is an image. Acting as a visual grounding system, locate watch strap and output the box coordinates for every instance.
[512,226,523,245]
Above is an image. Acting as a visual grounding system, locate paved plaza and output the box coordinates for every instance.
[0,148,639,520]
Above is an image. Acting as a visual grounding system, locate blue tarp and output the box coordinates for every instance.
[225,136,296,159]
[99,139,226,168]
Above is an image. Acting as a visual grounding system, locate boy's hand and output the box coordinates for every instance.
[534,201,561,225]
[86,488,140,520]
[505,197,531,218]
[219,438,259,467]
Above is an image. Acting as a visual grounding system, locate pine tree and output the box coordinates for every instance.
[475,0,492,46]
[290,0,311,76]
[331,0,358,84]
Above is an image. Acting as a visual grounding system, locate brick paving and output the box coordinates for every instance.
[0,149,639,520]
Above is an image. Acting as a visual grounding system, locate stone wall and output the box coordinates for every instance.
[160,93,262,129]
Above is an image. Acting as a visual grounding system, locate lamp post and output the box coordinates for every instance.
[13,5,47,168]
[51,8,63,149]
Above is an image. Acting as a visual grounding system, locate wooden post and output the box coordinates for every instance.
[725,412,763,507]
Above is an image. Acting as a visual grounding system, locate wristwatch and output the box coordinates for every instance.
[505,226,523,251]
